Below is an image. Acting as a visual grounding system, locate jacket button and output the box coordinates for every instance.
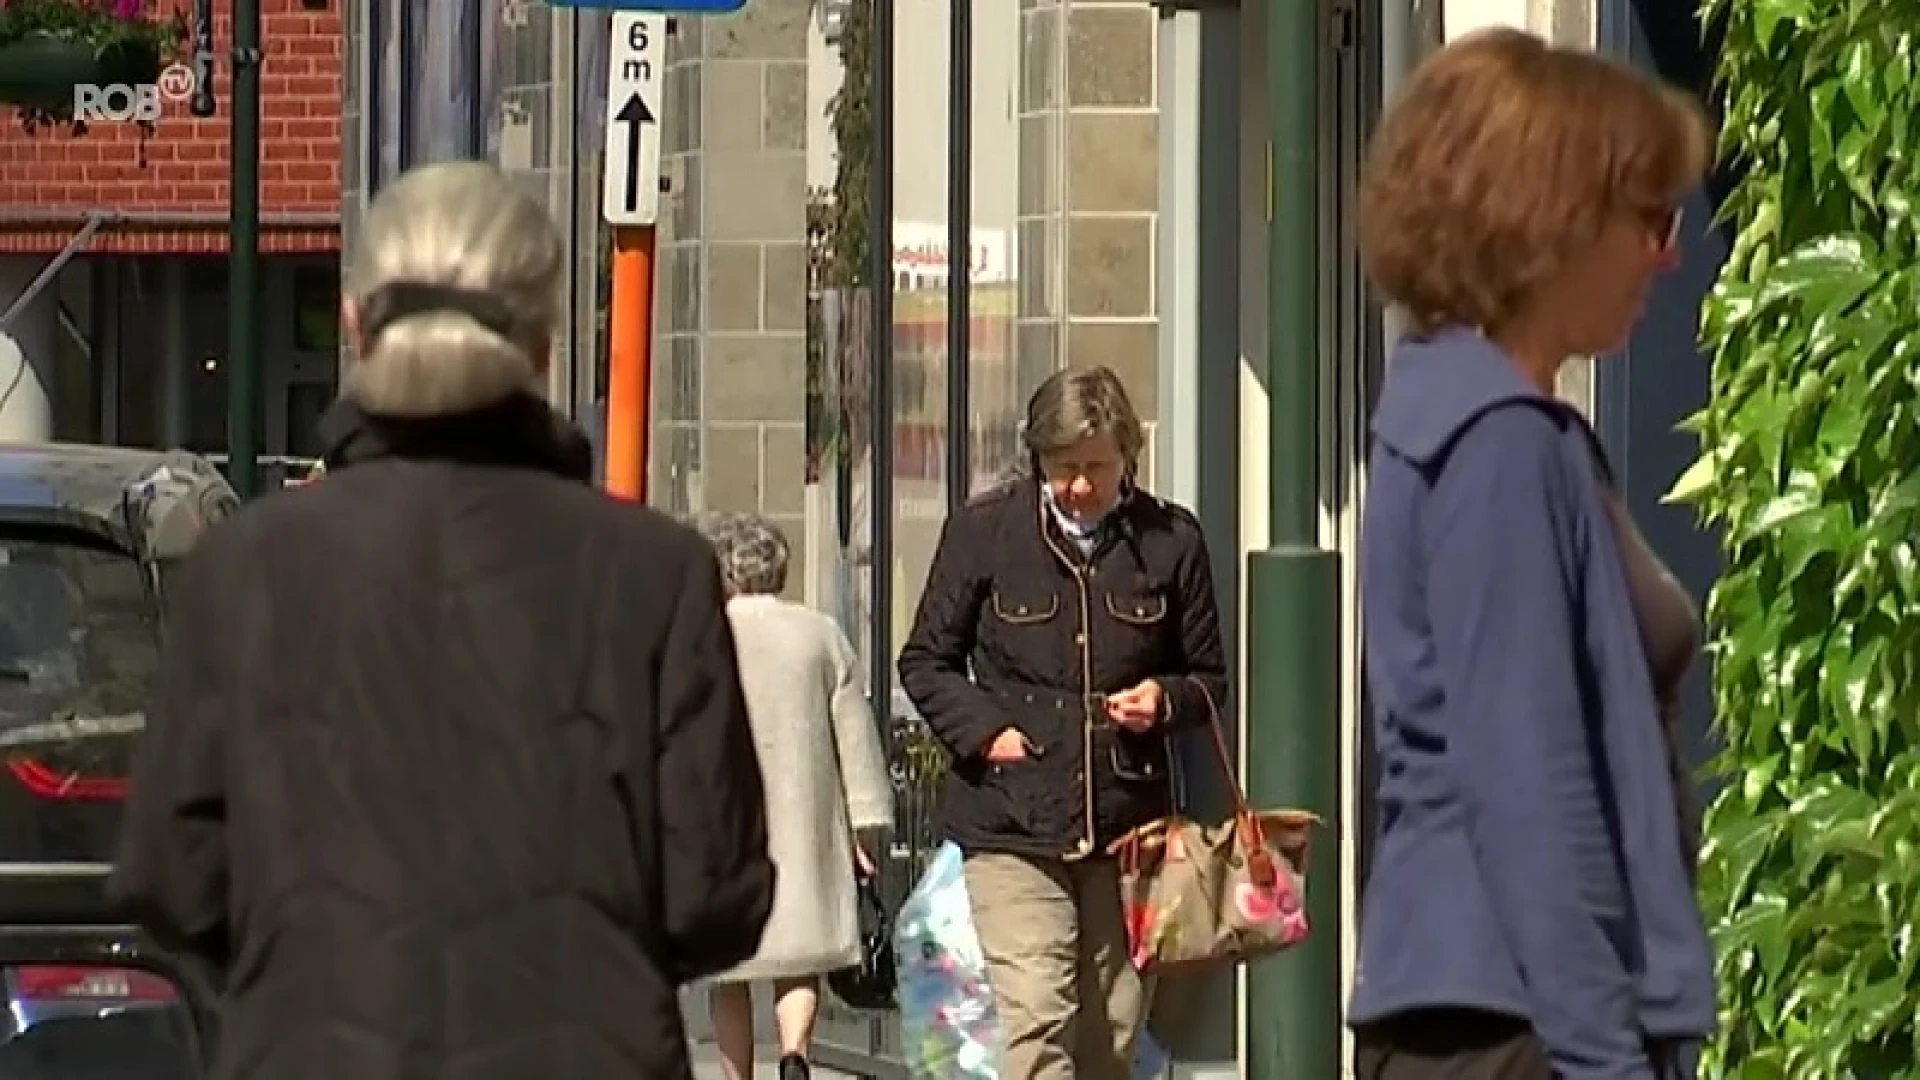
[1074,633,1086,645]
[1017,605,1029,615]
[1135,606,1145,616]
[1025,694,1035,703]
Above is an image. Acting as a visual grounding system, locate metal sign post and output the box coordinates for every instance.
[601,12,666,502]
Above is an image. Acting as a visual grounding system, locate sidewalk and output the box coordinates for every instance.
[681,986,872,1078]
[688,1041,861,1079]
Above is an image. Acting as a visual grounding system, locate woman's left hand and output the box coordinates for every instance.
[853,826,888,877]
[1106,679,1164,732]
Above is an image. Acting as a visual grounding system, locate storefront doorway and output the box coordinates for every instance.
[98,254,341,488]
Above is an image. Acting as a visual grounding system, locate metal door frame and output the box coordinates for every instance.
[262,258,339,464]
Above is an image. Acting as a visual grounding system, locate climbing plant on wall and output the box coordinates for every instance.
[822,0,872,289]
[1677,0,1920,1074]
[804,0,873,477]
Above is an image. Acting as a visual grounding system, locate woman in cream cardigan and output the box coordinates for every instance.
[698,513,894,1080]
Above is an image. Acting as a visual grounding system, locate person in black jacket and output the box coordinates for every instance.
[110,161,775,1080]
[898,366,1227,1080]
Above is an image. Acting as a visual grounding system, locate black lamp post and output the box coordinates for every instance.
[183,0,261,497]
[225,0,263,498]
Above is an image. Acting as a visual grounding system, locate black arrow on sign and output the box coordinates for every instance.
[615,93,656,215]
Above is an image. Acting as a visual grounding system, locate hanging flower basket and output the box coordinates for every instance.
[0,0,186,131]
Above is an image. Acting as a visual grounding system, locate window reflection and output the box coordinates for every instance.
[292,265,340,354]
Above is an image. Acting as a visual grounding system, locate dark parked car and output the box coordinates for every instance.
[0,445,235,1076]
[0,862,216,1078]
[0,444,236,865]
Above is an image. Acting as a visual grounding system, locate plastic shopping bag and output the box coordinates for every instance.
[895,843,1001,1078]
[894,842,1175,1079]
[1134,1029,1169,1078]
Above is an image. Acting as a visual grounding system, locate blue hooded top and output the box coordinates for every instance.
[1347,329,1717,1078]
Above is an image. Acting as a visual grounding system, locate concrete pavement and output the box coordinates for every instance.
[681,986,873,1078]
[688,1041,861,1079]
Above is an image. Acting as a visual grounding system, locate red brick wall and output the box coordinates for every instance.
[0,0,341,253]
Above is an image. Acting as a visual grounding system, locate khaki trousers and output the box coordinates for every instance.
[964,852,1152,1080]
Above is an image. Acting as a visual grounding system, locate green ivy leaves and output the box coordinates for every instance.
[823,0,873,290]
[1683,1,1920,1075]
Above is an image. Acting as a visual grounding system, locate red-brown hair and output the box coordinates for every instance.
[1358,29,1711,335]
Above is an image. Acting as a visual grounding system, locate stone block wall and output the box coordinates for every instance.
[1018,0,1161,471]
[656,0,813,594]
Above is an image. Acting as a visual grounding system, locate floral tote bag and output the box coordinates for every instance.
[1108,679,1318,975]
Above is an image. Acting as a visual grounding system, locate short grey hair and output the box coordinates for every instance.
[1021,365,1147,476]
[699,513,791,596]
[344,161,564,417]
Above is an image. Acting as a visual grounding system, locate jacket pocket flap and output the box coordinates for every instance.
[1104,591,1168,625]
[990,590,1061,624]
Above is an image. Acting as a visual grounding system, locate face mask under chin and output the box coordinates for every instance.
[1043,483,1123,537]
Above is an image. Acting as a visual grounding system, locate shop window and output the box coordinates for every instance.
[292,264,340,354]
[51,265,97,443]
[284,382,333,461]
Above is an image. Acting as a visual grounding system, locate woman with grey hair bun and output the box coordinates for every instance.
[899,365,1228,1079]
[698,513,894,1080]
[320,160,593,477]
[113,161,775,1080]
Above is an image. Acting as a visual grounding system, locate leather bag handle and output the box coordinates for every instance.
[1182,677,1277,886]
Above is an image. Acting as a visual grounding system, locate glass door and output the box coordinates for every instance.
[178,257,341,489]
[265,353,336,487]
[265,261,341,487]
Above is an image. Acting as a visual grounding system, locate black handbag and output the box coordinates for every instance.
[827,867,896,1011]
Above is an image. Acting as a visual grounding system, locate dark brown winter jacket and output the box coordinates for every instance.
[898,476,1228,860]
[111,392,774,1080]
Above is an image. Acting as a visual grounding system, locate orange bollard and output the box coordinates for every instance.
[605,226,655,502]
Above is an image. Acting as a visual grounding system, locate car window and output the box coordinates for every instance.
[0,540,156,718]
[0,536,159,861]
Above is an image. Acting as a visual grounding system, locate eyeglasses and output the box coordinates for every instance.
[1648,205,1683,254]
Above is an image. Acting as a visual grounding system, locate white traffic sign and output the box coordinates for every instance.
[603,13,666,226]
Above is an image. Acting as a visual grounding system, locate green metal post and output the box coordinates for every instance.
[226,0,262,498]
[1245,0,1343,1076]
